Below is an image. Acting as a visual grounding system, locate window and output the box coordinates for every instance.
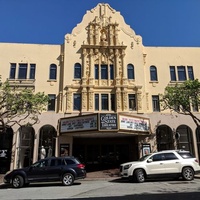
[150,66,157,81]
[74,63,81,79]
[170,66,194,81]
[9,63,16,79]
[73,94,81,111]
[129,94,136,111]
[177,66,186,81]
[95,94,99,111]
[95,65,99,79]
[64,159,76,165]
[111,94,115,111]
[29,64,36,79]
[48,94,56,111]
[170,66,176,81]
[95,94,115,111]
[110,65,114,80]
[187,66,194,80]
[101,94,108,110]
[49,64,57,80]
[10,63,36,80]
[164,153,178,160]
[127,64,134,79]
[192,99,198,112]
[50,158,62,166]
[152,95,160,112]
[18,63,27,79]
[151,154,163,162]
[101,65,108,79]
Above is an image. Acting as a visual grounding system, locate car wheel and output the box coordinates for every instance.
[134,169,145,183]
[62,173,74,186]
[12,175,24,188]
[182,167,194,181]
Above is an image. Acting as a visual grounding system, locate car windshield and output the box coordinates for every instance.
[138,154,151,161]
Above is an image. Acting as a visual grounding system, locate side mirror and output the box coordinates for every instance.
[147,158,153,163]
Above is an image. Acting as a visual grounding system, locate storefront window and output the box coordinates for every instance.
[17,126,35,168]
[176,125,193,154]
[38,125,56,160]
[156,125,174,151]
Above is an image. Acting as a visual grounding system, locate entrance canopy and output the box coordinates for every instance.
[58,113,150,136]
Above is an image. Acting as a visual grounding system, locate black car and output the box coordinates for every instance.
[4,156,86,188]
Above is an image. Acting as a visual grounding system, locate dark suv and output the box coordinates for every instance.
[4,156,86,188]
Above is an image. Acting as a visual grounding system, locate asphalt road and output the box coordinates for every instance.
[0,177,200,200]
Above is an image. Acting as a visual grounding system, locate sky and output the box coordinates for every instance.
[0,0,200,47]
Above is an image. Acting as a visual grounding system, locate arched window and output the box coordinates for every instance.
[18,126,35,168]
[49,64,57,80]
[127,64,134,79]
[74,63,81,79]
[156,125,174,151]
[176,125,194,154]
[38,125,56,160]
[150,65,158,81]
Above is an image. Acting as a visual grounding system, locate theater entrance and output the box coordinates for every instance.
[73,136,138,172]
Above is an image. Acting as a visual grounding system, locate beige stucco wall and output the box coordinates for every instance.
[1,3,200,169]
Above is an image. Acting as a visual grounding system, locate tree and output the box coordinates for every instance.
[0,80,49,133]
[160,79,200,127]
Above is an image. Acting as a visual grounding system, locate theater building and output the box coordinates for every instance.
[1,3,200,172]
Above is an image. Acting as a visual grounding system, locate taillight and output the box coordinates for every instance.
[77,164,85,169]
[195,159,199,164]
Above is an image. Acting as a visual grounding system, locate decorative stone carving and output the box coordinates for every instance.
[131,42,134,49]
[100,29,108,46]
[116,88,121,110]
[66,92,72,111]
[137,90,142,111]
[73,41,76,48]
[88,90,94,110]
[146,93,149,110]
[82,89,87,110]
[122,90,128,111]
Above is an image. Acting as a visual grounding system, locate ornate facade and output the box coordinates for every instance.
[1,3,200,172]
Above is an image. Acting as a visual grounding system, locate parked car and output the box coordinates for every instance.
[4,156,86,188]
[120,150,200,183]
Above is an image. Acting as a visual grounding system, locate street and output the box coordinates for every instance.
[0,177,200,200]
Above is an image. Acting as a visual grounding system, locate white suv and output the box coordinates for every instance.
[120,150,200,183]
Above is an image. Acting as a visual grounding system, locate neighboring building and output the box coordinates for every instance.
[1,3,200,172]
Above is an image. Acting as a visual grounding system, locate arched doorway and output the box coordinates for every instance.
[38,125,56,160]
[0,126,13,173]
[176,125,194,154]
[156,125,174,151]
[17,126,35,168]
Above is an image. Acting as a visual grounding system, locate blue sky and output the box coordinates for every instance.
[0,0,200,46]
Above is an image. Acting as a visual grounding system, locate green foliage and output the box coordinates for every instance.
[160,79,200,126]
[0,80,49,129]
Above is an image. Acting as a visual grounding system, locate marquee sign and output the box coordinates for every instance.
[119,115,150,132]
[60,114,98,133]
